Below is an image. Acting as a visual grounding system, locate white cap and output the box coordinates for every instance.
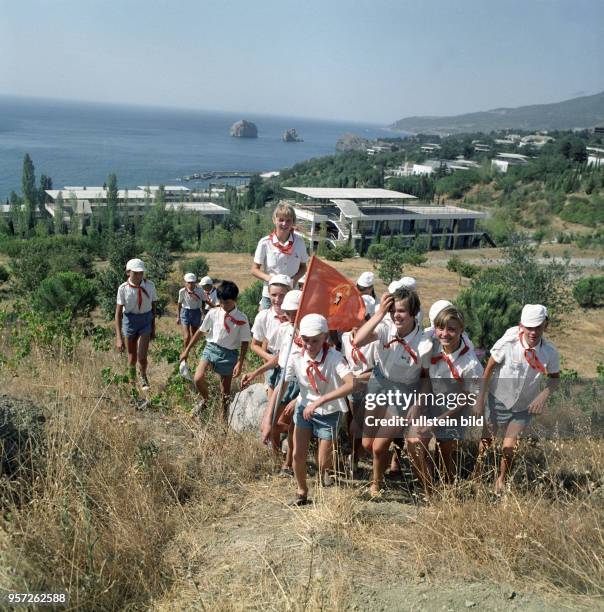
[199,276,213,286]
[269,274,293,288]
[357,271,375,288]
[521,304,548,327]
[399,276,417,290]
[282,289,302,310]
[299,274,306,285]
[388,280,403,294]
[299,313,328,336]
[429,300,453,327]
[362,294,376,317]
[184,273,197,283]
[126,258,145,272]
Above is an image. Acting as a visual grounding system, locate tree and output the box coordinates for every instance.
[377,250,405,283]
[9,191,22,236]
[107,173,119,232]
[22,153,36,231]
[33,272,97,319]
[54,192,66,234]
[139,185,182,250]
[38,174,52,216]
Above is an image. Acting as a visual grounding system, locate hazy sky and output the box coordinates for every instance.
[1,0,603,123]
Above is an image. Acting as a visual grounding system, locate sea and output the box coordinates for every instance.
[0,96,393,201]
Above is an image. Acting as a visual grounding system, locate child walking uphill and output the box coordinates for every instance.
[176,273,205,346]
[115,258,158,390]
[251,202,308,310]
[179,280,251,419]
[278,314,353,506]
[475,304,560,494]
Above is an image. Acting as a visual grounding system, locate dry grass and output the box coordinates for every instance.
[1,280,603,609]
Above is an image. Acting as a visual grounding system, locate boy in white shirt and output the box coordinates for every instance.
[176,273,206,346]
[475,304,560,494]
[422,306,484,489]
[199,276,218,314]
[250,274,292,402]
[251,203,308,310]
[275,314,354,506]
[115,258,158,390]
[180,280,251,419]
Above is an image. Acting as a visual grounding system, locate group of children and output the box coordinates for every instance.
[115,202,561,504]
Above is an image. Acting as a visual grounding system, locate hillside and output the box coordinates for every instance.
[390,91,604,134]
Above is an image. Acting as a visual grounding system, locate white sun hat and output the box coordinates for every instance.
[269,274,293,288]
[356,271,375,288]
[428,300,453,327]
[399,276,417,290]
[184,273,197,283]
[125,258,145,272]
[199,276,213,286]
[282,289,302,311]
[362,294,376,316]
[388,280,403,294]
[520,304,548,327]
[299,313,328,336]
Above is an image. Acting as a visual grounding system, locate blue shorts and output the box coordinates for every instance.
[180,307,202,328]
[122,311,153,338]
[266,364,280,387]
[430,405,467,440]
[486,395,532,430]
[294,404,341,440]
[201,342,239,377]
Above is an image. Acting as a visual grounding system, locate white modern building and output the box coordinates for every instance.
[491,153,530,173]
[284,187,488,251]
[587,147,604,166]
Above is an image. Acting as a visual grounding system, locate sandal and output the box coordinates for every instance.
[288,493,312,507]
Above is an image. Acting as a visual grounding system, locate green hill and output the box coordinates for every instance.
[390,91,604,135]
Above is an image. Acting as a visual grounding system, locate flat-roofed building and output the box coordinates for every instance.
[587,146,604,166]
[491,152,530,173]
[284,186,488,251]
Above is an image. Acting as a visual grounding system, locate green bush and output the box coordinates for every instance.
[237,280,264,325]
[367,243,388,263]
[573,276,604,308]
[447,256,480,278]
[401,249,428,267]
[378,251,405,284]
[33,272,97,319]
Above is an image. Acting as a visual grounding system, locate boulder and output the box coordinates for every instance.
[336,132,370,152]
[229,120,258,138]
[282,128,303,142]
[0,395,46,479]
[227,383,267,433]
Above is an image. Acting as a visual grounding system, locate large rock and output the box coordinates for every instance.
[336,132,370,152]
[282,128,303,142]
[0,395,46,479]
[228,383,267,434]
[229,120,258,138]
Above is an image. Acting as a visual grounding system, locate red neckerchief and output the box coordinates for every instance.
[223,309,246,334]
[273,310,288,323]
[431,340,469,382]
[383,327,418,364]
[128,281,150,311]
[186,288,201,301]
[350,340,368,366]
[269,231,294,255]
[519,331,547,374]
[302,343,330,393]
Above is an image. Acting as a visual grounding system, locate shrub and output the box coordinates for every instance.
[237,280,264,325]
[447,256,480,278]
[367,243,389,263]
[32,272,97,319]
[378,251,405,283]
[401,249,428,267]
[573,276,604,308]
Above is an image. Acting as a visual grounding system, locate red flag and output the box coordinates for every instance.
[295,256,366,331]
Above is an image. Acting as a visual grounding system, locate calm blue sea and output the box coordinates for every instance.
[0,96,391,200]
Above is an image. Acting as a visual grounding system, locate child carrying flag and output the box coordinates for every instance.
[115,258,158,390]
[179,281,251,418]
[475,304,560,494]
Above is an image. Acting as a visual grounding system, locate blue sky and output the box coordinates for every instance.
[1,0,603,123]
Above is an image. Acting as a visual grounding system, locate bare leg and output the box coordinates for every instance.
[317,439,335,477]
[219,374,233,420]
[496,421,526,493]
[436,439,458,484]
[126,336,138,380]
[293,426,312,498]
[193,359,211,401]
[370,437,392,495]
[137,334,151,378]
[407,437,433,498]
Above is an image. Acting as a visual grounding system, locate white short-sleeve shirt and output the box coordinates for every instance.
[200,306,251,351]
[273,322,302,368]
[284,345,351,415]
[424,337,484,396]
[489,326,560,410]
[254,232,308,298]
[178,287,205,310]
[373,322,432,384]
[199,287,218,312]
[251,307,287,353]
[341,331,375,375]
[116,280,158,314]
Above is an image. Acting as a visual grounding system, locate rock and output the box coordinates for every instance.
[227,383,267,433]
[0,395,46,479]
[336,132,370,152]
[229,120,258,138]
[282,128,303,142]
